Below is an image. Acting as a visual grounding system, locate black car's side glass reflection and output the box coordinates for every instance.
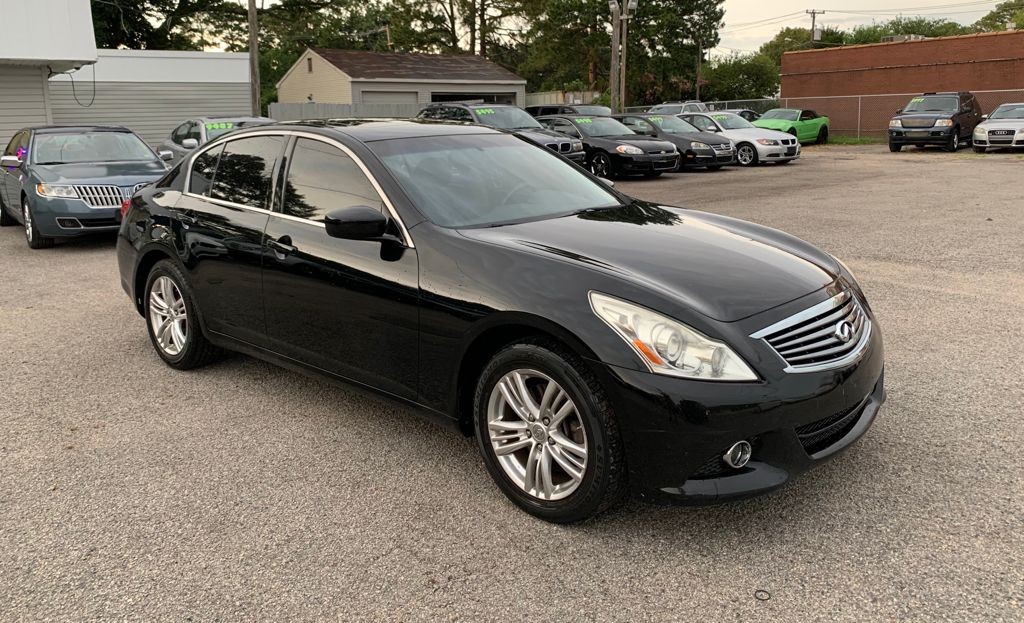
[576,203,682,227]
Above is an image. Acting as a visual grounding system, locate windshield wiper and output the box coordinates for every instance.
[34,161,66,165]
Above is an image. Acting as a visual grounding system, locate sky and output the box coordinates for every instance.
[714,0,1000,56]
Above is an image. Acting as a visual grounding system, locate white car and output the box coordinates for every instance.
[680,112,800,166]
[972,103,1024,153]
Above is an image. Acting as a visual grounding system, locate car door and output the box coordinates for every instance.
[176,134,285,346]
[962,96,982,135]
[261,135,420,400]
[1,131,29,212]
[799,110,818,141]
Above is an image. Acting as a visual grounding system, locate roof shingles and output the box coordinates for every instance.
[310,48,524,82]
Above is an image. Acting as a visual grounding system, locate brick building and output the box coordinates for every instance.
[780,31,1024,137]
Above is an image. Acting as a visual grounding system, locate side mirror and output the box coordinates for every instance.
[182,138,199,150]
[158,150,174,161]
[981,114,988,120]
[0,155,23,168]
[895,109,903,115]
[324,206,390,241]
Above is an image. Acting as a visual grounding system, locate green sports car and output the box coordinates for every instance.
[754,108,830,144]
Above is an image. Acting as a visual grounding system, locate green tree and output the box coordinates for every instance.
[974,0,1024,30]
[757,26,845,67]
[845,17,973,44]
[702,53,778,101]
[91,0,243,50]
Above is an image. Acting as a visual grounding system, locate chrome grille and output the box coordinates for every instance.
[751,291,870,372]
[901,118,936,128]
[73,185,122,208]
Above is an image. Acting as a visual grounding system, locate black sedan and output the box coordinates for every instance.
[416,103,586,164]
[535,115,678,178]
[613,113,735,170]
[117,120,884,523]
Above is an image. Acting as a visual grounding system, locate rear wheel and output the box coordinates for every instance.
[144,260,221,370]
[816,127,829,144]
[23,198,53,249]
[889,142,902,152]
[590,152,613,179]
[736,143,758,166]
[474,341,627,523]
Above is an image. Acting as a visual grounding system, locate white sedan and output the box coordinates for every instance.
[680,112,801,166]
[972,103,1024,152]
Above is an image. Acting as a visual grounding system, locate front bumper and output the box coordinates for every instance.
[598,314,885,504]
[682,148,735,168]
[29,195,120,237]
[616,153,680,174]
[756,142,800,162]
[972,131,1024,148]
[889,127,955,145]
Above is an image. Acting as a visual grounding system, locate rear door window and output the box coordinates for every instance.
[282,138,384,222]
[188,144,223,196]
[209,135,284,209]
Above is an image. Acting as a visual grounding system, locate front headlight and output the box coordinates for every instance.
[889,119,903,128]
[934,119,954,127]
[689,141,709,150]
[615,145,643,155]
[571,141,583,151]
[36,184,79,198]
[589,292,758,381]
[756,138,779,146]
[973,127,986,136]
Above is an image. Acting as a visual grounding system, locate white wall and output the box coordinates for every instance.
[0,0,96,71]
[49,49,250,84]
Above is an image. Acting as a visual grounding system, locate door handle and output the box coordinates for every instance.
[268,235,296,256]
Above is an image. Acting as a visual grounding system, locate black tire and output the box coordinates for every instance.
[787,128,798,139]
[973,146,986,154]
[736,143,759,166]
[0,196,15,226]
[23,198,54,249]
[816,127,829,144]
[944,128,961,152]
[589,152,613,179]
[474,340,627,523]
[889,142,902,152]
[144,260,221,370]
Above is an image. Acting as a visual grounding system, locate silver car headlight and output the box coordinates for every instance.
[756,138,779,146]
[973,126,986,136]
[615,145,643,155]
[36,184,79,198]
[589,292,758,381]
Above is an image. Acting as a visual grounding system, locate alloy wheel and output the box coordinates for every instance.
[737,145,755,165]
[23,202,32,242]
[148,276,188,356]
[486,369,589,501]
[591,154,610,178]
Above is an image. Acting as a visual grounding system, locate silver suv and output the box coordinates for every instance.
[648,101,708,115]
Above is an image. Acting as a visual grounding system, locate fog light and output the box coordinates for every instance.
[723,441,752,468]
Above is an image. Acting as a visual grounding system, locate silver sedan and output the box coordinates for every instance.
[680,112,801,166]
[972,103,1024,152]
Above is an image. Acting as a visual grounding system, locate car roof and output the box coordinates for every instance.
[257,119,501,142]
[424,102,516,108]
[197,116,273,123]
[535,114,607,120]
[27,125,133,134]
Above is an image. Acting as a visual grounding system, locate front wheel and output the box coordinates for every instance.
[736,143,759,166]
[23,199,53,249]
[474,341,627,523]
[144,260,221,369]
[944,129,960,152]
[816,127,829,144]
[589,152,613,179]
[889,142,902,152]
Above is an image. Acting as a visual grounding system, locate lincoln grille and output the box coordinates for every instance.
[73,185,123,208]
[752,291,870,371]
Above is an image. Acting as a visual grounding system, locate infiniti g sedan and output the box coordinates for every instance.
[117,120,884,523]
[0,126,168,248]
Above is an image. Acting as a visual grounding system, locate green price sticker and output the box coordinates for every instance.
[475,108,495,115]
[205,122,235,130]
[577,118,593,123]
[649,116,663,122]
[712,114,729,120]
[910,97,924,103]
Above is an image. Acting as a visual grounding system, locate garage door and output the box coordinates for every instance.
[361,91,418,104]
[0,65,49,150]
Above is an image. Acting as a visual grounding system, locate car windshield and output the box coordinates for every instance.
[472,107,542,130]
[989,105,1024,120]
[32,131,156,165]
[649,105,682,114]
[903,96,958,113]
[646,115,700,134]
[371,134,621,228]
[760,109,799,121]
[573,105,612,116]
[708,113,754,130]
[574,117,634,137]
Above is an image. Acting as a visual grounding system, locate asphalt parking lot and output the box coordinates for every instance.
[1,144,1021,621]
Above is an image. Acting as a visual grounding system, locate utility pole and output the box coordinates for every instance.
[609,1,621,113]
[620,11,629,110]
[247,0,261,116]
[806,9,825,42]
[695,37,702,101]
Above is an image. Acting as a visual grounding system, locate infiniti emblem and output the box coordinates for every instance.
[834,320,855,343]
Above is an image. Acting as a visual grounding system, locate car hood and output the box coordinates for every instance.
[753,119,795,131]
[977,119,1024,130]
[513,127,576,143]
[720,128,795,141]
[459,201,838,322]
[657,131,730,148]
[32,160,167,185]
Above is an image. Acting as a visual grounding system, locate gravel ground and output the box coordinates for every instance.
[1,144,1021,622]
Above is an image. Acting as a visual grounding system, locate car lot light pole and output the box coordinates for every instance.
[609,0,638,113]
[620,0,638,111]
[609,1,621,113]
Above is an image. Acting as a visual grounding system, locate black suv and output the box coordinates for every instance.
[418,103,586,164]
[888,92,983,152]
